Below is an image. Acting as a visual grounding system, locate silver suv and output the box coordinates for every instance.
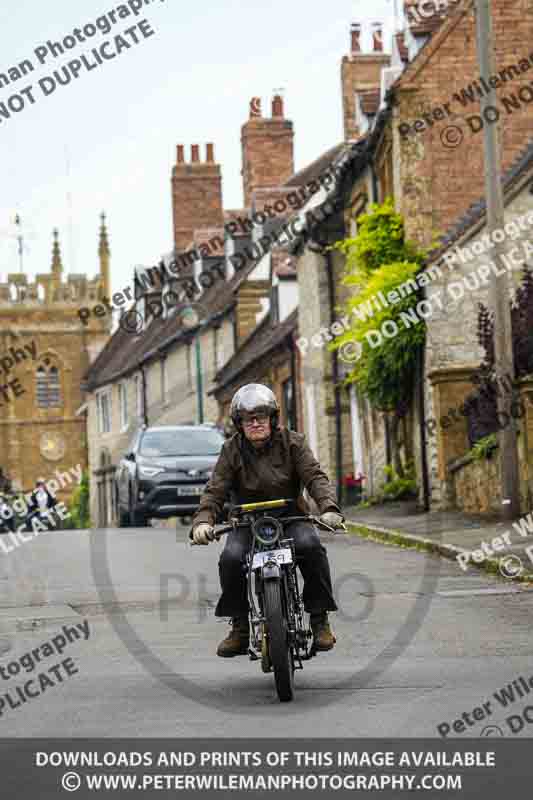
[115,424,225,526]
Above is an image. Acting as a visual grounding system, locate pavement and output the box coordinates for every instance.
[344,500,533,584]
[1,517,533,737]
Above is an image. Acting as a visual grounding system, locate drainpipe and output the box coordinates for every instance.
[384,413,392,478]
[370,160,379,204]
[418,286,431,512]
[289,335,298,431]
[195,328,205,424]
[324,249,344,507]
[140,367,148,427]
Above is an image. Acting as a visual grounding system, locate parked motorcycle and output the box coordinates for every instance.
[0,494,15,533]
[23,506,63,532]
[193,498,346,702]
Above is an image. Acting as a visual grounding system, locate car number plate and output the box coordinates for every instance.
[177,485,204,496]
[252,548,293,569]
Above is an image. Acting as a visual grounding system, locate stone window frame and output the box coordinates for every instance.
[96,389,112,435]
[35,359,62,409]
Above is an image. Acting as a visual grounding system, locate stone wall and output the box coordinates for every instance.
[424,178,533,507]
[449,449,502,515]
[447,378,533,515]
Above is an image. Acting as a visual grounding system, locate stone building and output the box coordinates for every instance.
[306,1,533,510]
[0,218,110,504]
[423,141,533,513]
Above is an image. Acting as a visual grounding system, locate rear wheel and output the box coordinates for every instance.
[263,579,294,702]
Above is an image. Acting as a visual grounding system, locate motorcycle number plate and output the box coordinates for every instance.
[252,548,293,569]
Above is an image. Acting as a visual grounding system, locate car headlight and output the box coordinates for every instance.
[138,466,165,478]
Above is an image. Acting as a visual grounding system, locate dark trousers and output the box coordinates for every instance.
[215,520,338,618]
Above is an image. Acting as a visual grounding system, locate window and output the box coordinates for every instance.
[97,391,111,434]
[36,365,61,407]
[119,383,128,430]
[282,378,296,430]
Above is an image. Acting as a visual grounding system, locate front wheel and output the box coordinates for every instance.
[263,579,294,702]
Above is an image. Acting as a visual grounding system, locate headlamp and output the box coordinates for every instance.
[252,515,282,547]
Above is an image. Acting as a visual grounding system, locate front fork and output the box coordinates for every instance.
[249,542,312,668]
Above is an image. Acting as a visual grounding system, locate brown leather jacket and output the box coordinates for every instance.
[191,427,342,527]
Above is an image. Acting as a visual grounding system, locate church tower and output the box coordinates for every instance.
[0,218,111,501]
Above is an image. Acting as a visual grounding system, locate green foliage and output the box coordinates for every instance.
[330,198,428,412]
[334,259,426,410]
[334,197,424,283]
[69,470,91,529]
[380,462,417,501]
[468,434,498,462]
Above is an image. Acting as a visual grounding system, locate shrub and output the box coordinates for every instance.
[69,470,91,528]
[380,463,418,501]
[468,434,498,462]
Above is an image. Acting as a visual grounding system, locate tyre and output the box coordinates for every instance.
[128,485,149,527]
[263,579,294,702]
[130,506,149,527]
[118,506,131,528]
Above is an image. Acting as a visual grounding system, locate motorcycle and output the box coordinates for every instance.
[192,498,346,703]
[0,495,15,533]
[23,504,62,532]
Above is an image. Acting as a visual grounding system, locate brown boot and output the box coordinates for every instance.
[311,612,336,652]
[216,616,250,658]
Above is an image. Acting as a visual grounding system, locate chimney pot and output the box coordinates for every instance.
[350,23,362,53]
[272,94,284,117]
[249,97,262,118]
[191,144,200,162]
[177,144,185,163]
[372,22,383,52]
[206,143,215,162]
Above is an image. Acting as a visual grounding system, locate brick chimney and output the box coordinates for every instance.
[171,143,224,253]
[341,22,390,141]
[372,22,383,52]
[241,94,295,208]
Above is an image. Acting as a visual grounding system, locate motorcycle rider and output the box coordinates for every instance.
[25,479,57,531]
[190,383,345,658]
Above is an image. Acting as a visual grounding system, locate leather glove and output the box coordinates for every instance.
[319,511,345,530]
[192,523,216,545]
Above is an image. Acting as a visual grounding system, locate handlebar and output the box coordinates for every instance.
[189,514,347,545]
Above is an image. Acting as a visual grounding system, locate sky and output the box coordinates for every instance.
[0,0,394,296]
